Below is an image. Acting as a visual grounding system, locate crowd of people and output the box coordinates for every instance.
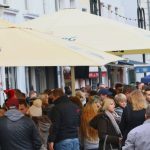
[0,81,150,150]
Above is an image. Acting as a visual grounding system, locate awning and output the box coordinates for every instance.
[118,60,145,66]
[116,60,150,73]
[20,9,150,55]
[135,66,150,73]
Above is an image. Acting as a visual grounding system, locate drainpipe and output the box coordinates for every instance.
[137,0,147,76]
[0,4,9,106]
[147,0,150,30]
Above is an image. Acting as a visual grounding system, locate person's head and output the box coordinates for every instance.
[75,90,86,105]
[85,85,91,93]
[98,88,112,100]
[136,82,144,91]
[4,89,19,109]
[52,88,64,101]
[69,96,83,110]
[19,100,29,115]
[144,86,150,103]
[145,104,150,119]
[129,90,146,111]
[102,98,115,113]
[64,86,72,96]
[88,95,102,110]
[115,93,127,108]
[14,89,26,100]
[89,90,98,96]
[123,84,136,101]
[29,90,37,99]
[97,83,107,90]
[38,93,49,107]
[28,98,42,117]
[44,89,54,104]
[115,83,123,94]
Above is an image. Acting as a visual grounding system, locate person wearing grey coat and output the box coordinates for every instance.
[122,105,150,150]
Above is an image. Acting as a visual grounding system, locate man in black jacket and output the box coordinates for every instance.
[0,89,42,150]
[48,88,81,150]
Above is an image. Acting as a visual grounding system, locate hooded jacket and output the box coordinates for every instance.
[0,109,42,150]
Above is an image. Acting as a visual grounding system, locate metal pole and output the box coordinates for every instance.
[147,0,150,30]
[71,66,75,96]
[98,0,101,16]
[98,67,102,84]
[57,66,61,88]
[137,0,147,76]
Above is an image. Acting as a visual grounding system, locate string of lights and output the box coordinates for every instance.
[101,3,150,26]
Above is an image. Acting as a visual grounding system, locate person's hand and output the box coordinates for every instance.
[119,137,122,142]
[48,142,54,150]
[119,137,123,149]
[119,137,123,145]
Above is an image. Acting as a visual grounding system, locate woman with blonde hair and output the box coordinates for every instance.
[120,89,146,145]
[115,93,127,121]
[38,93,49,115]
[90,98,122,150]
[80,96,100,150]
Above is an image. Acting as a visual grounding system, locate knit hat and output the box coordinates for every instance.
[28,99,42,117]
[4,89,19,109]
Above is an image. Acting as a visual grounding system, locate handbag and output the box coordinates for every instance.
[103,135,119,150]
[103,135,108,150]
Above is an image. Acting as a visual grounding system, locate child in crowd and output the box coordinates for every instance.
[115,93,127,122]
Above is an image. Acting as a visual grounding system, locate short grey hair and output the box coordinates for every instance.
[146,104,150,117]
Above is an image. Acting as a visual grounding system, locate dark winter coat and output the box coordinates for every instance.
[90,112,121,150]
[120,103,145,145]
[48,95,81,143]
[0,109,42,150]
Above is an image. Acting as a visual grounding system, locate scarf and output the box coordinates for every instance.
[105,110,122,136]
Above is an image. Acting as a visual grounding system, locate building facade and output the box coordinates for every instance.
[0,0,78,105]
[0,0,150,105]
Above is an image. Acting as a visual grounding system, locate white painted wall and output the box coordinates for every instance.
[0,0,58,105]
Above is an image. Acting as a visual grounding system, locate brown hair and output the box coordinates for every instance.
[69,96,83,109]
[129,90,146,111]
[53,88,64,97]
[38,93,49,106]
[80,101,98,141]
[19,99,28,108]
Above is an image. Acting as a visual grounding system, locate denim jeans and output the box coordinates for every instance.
[55,138,79,150]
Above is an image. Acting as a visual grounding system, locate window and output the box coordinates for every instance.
[108,4,112,18]
[3,0,8,4]
[115,7,118,20]
[115,7,118,14]
[24,0,28,10]
[70,0,75,8]
[108,5,111,11]
[100,2,104,16]
[43,0,46,14]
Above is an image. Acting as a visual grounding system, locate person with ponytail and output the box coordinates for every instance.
[90,98,122,150]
